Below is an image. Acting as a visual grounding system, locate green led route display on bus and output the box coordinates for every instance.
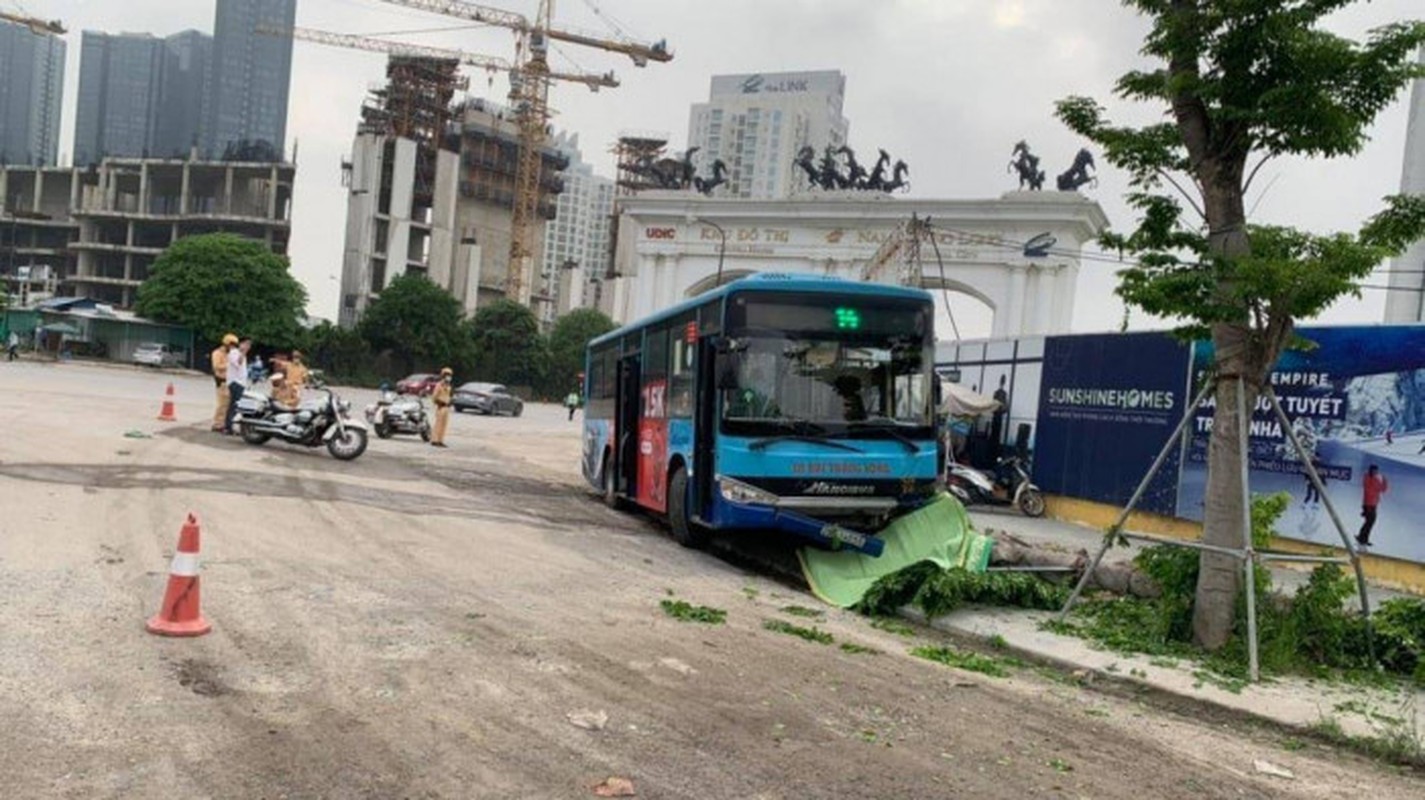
[834,307,861,330]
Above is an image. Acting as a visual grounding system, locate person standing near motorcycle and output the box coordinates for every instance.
[270,372,300,409]
[430,367,454,448]
[287,349,310,391]
[211,333,237,432]
[223,337,251,435]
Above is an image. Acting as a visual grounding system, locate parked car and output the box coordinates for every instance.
[453,382,524,416]
[396,373,441,396]
[131,342,185,368]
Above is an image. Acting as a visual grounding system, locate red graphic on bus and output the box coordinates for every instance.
[637,380,669,512]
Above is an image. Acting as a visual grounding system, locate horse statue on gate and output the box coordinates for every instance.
[794,145,820,187]
[1008,140,1045,191]
[865,149,891,191]
[693,159,727,195]
[1056,148,1097,191]
[817,145,847,190]
[838,145,868,189]
[883,160,910,192]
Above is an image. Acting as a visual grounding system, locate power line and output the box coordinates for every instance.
[924,224,962,341]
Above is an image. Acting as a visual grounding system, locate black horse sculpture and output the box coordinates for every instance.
[1056,148,1096,191]
[1009,140,1045,191]
[693,159,727,195]
[884,161,910,192]
[838,146,868,188]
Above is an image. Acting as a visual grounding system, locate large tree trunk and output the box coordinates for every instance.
[1190,166,1257,650]
[1191,342,1255,649]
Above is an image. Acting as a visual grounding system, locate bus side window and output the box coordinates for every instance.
[670,326,695,419]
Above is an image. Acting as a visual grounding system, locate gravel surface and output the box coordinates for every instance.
[1,361,1419,799]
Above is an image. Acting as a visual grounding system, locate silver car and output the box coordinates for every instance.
[131,342,185,368]
[452,382,524,416]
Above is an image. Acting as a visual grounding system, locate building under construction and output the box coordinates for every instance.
[612,131,672,196]
[338,56,568,327]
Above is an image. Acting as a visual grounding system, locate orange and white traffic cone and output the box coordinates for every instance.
[157,382,178,422]
[146,513,211,637]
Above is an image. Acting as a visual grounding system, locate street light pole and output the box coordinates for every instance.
[690,216,726,290]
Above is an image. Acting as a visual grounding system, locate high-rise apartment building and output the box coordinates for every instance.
[74,32,165,165]
[0,19,66,166]
[1384,47,1425,322]
[541,133,615,323]
[686,70,849,199]
[156,31,213,158]
[202,0,296,161]
[75,30,212,165]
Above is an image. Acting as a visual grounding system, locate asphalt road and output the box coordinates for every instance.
[0,361,1418,799]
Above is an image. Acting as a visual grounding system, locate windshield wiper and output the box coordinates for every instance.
[749,418,862,453]
[848,418,923,454]
[749,435,862,453]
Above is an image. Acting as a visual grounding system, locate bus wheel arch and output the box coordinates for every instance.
[666,462,706,548]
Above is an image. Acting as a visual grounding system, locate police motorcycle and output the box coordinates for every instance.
[945,453,1046,517]
[234,378,369,461]
[364,386,432,442]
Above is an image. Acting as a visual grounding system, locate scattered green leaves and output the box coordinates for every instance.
[912,645,1015,678]
[660,599,727,625]
[839,642,881,655]
[1047,758,1073,773]
[764,619,833,645]
[780,605,825,619]
[869,617,916,638]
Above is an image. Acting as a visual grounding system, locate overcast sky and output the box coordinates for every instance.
[38,0,1423,338]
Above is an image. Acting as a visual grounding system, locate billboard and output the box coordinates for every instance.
[1033,333,1191,516]
[1177,326,1425,563]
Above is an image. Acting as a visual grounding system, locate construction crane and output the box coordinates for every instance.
[375,0,672,306]
[0,8,65,35]
[257,24,620,91]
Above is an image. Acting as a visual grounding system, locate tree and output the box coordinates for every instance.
[467,299,548,390]
[357,273,468,375]
[1056,3,1425,649]
[545,308,616,396]
[303,321,374,383]
[135,233,308,347]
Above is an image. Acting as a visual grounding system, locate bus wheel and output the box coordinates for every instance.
[667,467,706,548]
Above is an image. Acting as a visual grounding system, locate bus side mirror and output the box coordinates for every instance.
[934,380,943,409]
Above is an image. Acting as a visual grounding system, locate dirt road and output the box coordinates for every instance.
[0,362,1416,798]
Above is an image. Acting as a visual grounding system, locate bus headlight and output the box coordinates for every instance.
[717,476,777,506]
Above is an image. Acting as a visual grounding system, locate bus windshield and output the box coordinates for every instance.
[721,295,934,435]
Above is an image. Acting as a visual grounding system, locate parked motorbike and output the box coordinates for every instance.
[945,454,1045,517]
[365,391,432,441]
[235,385,369,461]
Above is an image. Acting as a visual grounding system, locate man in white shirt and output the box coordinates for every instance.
[223,337,251,435]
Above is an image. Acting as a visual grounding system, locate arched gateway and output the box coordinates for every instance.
[604,191,1108,338]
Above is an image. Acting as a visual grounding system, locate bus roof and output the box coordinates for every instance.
[588,274,934,349]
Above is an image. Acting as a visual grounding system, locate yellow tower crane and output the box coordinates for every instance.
[374,0,672,307]
[258,24,620,92]
[0,7,65,35]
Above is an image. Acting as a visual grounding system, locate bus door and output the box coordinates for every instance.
[692,337,718,517]
[616,353,642,499]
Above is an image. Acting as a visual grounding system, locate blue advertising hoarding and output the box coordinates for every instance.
[1033,332,1191,516]
[1177,326,1425,564]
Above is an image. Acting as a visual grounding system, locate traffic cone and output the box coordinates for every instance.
[146,513,211,637]
[157,382,178,422]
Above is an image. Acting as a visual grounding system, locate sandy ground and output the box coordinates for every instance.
[0,361,1420,799]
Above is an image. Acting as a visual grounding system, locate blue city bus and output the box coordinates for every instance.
[581,274,941,556]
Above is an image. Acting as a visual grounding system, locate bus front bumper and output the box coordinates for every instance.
[710,476,889,557]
